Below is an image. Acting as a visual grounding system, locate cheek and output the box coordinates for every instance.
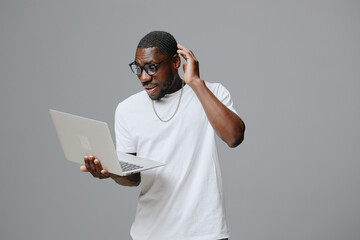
[163,72,174,87]
[155,76,171,88]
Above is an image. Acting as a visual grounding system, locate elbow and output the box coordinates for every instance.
[126,177,141,187]
[113,173,141,187]
[227,126,245,148]
[117,179,141,187]
[132,179,141,187]
[227,134,244,148]
[127,182,141,187]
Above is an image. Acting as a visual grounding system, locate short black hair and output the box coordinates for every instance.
[137,31,178,57]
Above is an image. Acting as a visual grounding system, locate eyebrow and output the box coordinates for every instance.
[134,60,158,66]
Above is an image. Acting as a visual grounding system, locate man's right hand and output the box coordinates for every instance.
[80,155,110,179]
[80,154,141,186]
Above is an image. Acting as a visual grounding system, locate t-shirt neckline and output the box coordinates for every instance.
[159,83,188,101]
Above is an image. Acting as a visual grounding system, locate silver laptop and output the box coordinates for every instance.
[49,109,164,176]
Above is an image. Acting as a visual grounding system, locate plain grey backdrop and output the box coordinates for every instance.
[1,0,359,239]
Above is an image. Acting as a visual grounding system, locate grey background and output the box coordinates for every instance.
[1,0,359,239]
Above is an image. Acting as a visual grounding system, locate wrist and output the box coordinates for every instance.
[187,78,204,89]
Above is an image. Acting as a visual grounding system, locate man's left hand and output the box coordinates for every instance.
[177,44,201,86]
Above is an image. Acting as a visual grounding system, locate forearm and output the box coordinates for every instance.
[110,173,141,187]
[177,44,245,147]
[189,79,245,147]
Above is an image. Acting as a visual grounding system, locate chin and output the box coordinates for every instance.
[148,95,158,100]
[148,93,161,101]
[148,90,166,101]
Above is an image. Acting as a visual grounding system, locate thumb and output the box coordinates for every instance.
[80,165,88,172]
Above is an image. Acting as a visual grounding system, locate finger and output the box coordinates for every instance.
[177,44,193,57]
[84,155,97,177]
[189,50,197,62]
[94,159,103,172]
[95,161,110,179]
[177,49,198,64]
[177,43,189,51]
[176,49,184,59]
[89,155,100,177]
[177,49,191,60]
[177,44,198,60]
[177,45,191,59]
[100,169,111,179]
[88,155,96,171]
[80,165,89,172]
[97,161,111,178]
[84,155,91,171]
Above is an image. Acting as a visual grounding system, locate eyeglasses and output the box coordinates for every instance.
[129,56,172,76]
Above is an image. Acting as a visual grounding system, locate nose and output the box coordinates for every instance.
[139,68,152,83]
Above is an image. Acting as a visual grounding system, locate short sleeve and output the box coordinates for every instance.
[212,83,239,116]
[114,104,137,154]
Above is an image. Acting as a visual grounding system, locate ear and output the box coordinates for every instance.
[172,54,181,69]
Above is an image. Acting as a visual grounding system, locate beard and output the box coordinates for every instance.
[151,71,174,101]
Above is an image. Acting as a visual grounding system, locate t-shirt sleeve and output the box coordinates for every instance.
[212,83,239,116]
[114,104,137,154]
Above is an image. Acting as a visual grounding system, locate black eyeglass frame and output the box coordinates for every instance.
[129,54,176,76]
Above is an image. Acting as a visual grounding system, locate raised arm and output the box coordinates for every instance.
[177,44,245,148]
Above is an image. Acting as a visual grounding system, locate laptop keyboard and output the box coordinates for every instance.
[120,161,143,172]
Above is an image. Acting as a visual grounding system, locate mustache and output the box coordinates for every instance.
[142,81,158,88]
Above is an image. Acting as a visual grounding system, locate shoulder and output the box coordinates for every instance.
[115,90,147,117]
[115,91,150,119]
[204,81,231,98]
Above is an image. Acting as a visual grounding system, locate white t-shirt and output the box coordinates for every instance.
[115,81,238,240]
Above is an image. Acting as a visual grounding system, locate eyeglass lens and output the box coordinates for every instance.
[131,63,157,76]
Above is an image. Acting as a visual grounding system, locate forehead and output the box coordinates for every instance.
[135,47,167,64]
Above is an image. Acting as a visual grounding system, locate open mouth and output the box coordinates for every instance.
[145,85,157,94]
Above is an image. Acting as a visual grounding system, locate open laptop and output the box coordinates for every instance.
[49,109,164,176]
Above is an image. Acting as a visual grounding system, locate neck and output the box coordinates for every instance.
[167,75,184,94]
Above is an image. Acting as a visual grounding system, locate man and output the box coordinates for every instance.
[80,31,245,240]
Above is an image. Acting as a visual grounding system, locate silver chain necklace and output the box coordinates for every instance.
[152,82,184,122]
